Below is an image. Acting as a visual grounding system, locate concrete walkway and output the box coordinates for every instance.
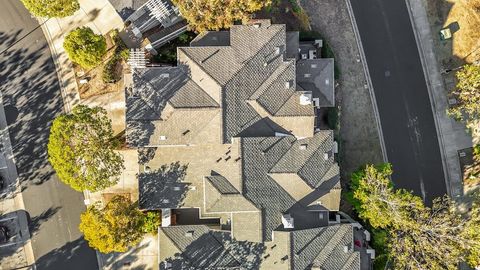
[405,0,472,198]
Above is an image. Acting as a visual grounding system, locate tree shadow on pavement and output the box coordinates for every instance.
[35,236,98,270]
[27,206,61,236]
[0,28,64,190]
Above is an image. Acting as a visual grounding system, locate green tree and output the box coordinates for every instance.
[172,0,271,33]
[21,0,79,18]
[47,105,124,192]
[448,64,480,122]
[63,27,107,69]
[352,165,480,270]
[142,211,161,234]
[79,196,145,253]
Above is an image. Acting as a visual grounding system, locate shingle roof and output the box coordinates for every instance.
[138,162,189,210]
[270,131,337,188]
[291,225,361,270]
[126,67,219,146]
[179,21,315,143]
[160,225,265,270]
[190,31,231,47]
[296,58,335,107]
[241,133,339,241]
[206,175,239,194]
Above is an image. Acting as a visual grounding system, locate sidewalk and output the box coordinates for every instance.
[405,0,472,198]
[37,1,158,269]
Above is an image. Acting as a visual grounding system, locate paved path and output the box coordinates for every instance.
[349,0,447,204]
[0,1,98,269]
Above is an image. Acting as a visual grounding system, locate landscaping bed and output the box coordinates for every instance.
[74,30,129,99]
[255,0,310,31]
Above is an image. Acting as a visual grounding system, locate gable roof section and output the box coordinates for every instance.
[160,225,264,270]
[296,58,335,107]
[126,67,219,146]
[270,131,336,188]
[290,225,361,270]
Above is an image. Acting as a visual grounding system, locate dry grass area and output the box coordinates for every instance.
[255,0,311,31]
[74,31,127,99]
[425,0,480,65]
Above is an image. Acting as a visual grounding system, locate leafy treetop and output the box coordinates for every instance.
[79,196,147,253]
[47,105,124,192]
[448,64,480,123]
[21,0,79,18]
[172,0,271,33]
[351,164,480,270]
[63,27,107,69]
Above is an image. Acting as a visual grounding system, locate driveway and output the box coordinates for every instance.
[0,1,98,269]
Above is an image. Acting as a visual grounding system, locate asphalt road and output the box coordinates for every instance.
[0,1,98,269]
[350,0,447,204]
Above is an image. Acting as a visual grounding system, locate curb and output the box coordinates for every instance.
[37,18,73,113]
[344,0,389,164]
[404,0,452,196]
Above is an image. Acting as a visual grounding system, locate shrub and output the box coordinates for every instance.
[64,27,106,69]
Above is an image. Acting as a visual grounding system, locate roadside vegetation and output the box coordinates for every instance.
[448,64,480,125]
[172,0,270,32]
[21,0,79,18]
[79,195,160,253]
[47,105,124,192]
[64,27,107,69]
[347,164,480,269]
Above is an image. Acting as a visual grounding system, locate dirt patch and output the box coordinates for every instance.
[255,0,311,31]
[424,0,480,67]
[74,31,128,99]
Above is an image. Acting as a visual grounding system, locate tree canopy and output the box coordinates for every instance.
[172,0,271,33]
[350,165,480,269]
[448,64,480,123]
[79,196,146,253]
[21,0,79,18]
[47,105,124,192]
[63,27,107,69]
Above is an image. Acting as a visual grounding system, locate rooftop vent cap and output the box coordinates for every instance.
[299,144,308,150]
[285,80,292,89]
[311,64,317,68]
[325,79,330,85]
[299,92,312,105]
[304,73,311,78]
[343,246,349,253]
[275,46,281,55]
[324,153,329,160]
[301,54,308,59]
[185,231,194,237]
[160,135,167,141]
[282,214,294,229]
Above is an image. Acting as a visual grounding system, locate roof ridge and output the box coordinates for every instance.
[297,132,333,182]
[270,133,329,175]
[249,60,292,100]
[178,48,224,86]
